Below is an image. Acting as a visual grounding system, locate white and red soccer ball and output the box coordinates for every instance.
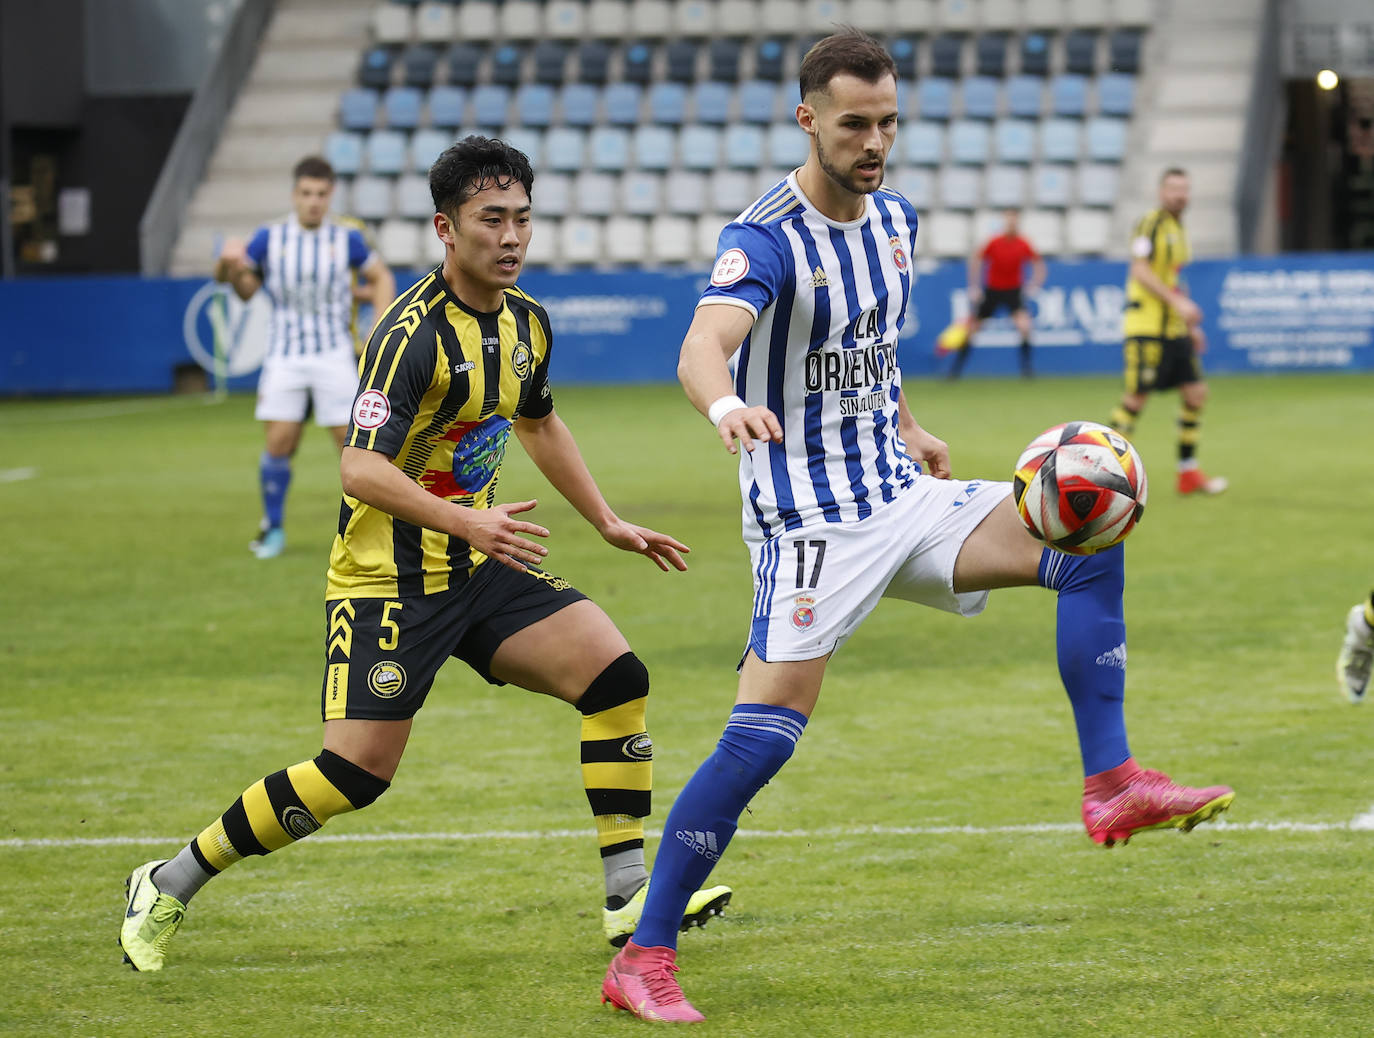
[1012,421,1147,555]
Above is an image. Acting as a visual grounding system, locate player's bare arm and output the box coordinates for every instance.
[1129,256,1201,326]
[358,254,396,312]
[1028,256,1048,295]
[513,412,689,572]
[896,389,951,478]
[213,238,262,302]
[966,250,984,302]
[339,444,549,572]
[677,302,784,455]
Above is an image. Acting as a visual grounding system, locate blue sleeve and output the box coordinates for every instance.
[698,222,788,318]
[243,227,270,271]
[346,228,370,269]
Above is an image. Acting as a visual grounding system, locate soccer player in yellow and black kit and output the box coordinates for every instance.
[1107,168,1227,495]
[119,136,730,972]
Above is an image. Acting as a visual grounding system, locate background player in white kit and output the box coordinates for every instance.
[215,156,396,558]
[601,30,1235,1023]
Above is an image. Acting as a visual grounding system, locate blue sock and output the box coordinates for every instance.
[1038,545,1131,776]
[259,453,292,530]
[634,703,807,949]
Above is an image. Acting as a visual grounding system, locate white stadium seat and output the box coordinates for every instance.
[937,0,978,30]
[1066,207,1111,254]
[605,216,650,263]
[536,172,574,217]
[372,4,412,44]
[526,217,560,266]
[665,169,709,215]
[696,213,731,263]
[980,0,1022,28]
[628,0,674,37]
[1022,0,1063,27]
[575,171,618,217]
[414,2,454,42]
[890,0,935,32]
[924,210,972,257]
[561,217,604,264]
[804,0,851,33]
[759,0,804,34]
[650,215,695,263]
[1020,208,1065,255]
[621,171,664,216]
[674,0,718,36]
[848,0,891,32]
[545,0,587,39]
[500,0,544,39]
[377,219,423,268]
[587,0,633,36]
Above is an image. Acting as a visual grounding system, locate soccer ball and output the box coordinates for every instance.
[1012,421,1147,555]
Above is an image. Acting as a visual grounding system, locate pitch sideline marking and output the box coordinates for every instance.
[1,817,1368,850]
[0,467,37,483]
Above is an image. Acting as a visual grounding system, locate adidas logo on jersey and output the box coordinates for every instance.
[1095,642,1128,670]
[675,828,721,861]
[810,265,828,288]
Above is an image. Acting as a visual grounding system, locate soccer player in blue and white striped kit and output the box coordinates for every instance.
[215,156,395,558]
[602,31,1235,1023]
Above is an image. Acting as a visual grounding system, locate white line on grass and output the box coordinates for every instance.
[1,817,1368,851]
[0,467,37,483]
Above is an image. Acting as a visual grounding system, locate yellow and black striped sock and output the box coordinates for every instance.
[1178,405,1202,464]
[1108,403,1139,437]
[577,652,652,905]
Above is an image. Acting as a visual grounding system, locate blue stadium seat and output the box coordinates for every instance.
[532,40,569,86]
[724,124,765,169]
[709,38,743,81]
[515,83,555,128]
[324,132,364,176]
[503,127,545,168]
[931,34,963,79]
[411,129,451,171]
[896,80,914,120]
[738,79,779,123]
[993,119,1035,163]
[559,83,600,127]
[665,40,699,83]
[1032,165,1073,208]
[1051,75,1088,118]
[754,39,786,81]
[679,125,722,170]
[340,88,380,131]
[1020,33,1050,77]
[383,86,423,129]
[985,165,1027,208]
[471,85,511,128]
[621,171,663,217]
[892,167,934,209]
[902,121,944,166]
[444,43,483,89]
[545,127,587,172]
[1040,119,1081,163]
[1006,75,1043,119]
[358,46,394,90]
[578,40,612,85]
[590,126,631,171]
[693,82,732,125]
[491,44,523,87]
[766,122,808,167]
[632,125,676,170]
[366,130,407,175]
[1097,73,1136,117]
[1085,117,1127,162]
[1108,29,1143,74]
[624,43,654,86]
[948,120,990,165]
[648,82,689,125]
[1078,163,1119,207]
[915,78,955,121]
[1065,30,1098,76]
[401,44,440,88]
[351,176,393,220]
[975,34,1008,78]
[890,37,918,81]
[962,77,999,120]
[427,86,467,128]
[604,83,643,127]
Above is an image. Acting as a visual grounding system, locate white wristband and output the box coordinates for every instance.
[707,394,747,427]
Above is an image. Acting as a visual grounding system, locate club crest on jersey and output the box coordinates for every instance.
[791,594,817,630]
[353,389,391,429]
[711,248,749,287]
[368,661,407,698]
[511,340,532,380]
[889,236,908,272]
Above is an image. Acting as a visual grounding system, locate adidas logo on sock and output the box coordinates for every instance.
[1095,642,1128,670]
[675,828,721,861]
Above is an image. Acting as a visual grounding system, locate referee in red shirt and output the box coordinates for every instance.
[950,208,1047,379]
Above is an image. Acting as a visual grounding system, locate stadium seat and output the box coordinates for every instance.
[739,79,780,123]
[324,132,363,176]
[804,0,850,33]
[939,166,981,209]
[962,77,1000,120]
[629,0,673,37]
[676,0,717,35]
[1111,0,1151,27]
[709,38,743,82]
[427,85,466,128]
[1006,75,1044,119]
[693,82,732,125]
[366,130,407,175]
[696,214,730,264]
[377,219,422,267]
[590,127,631,171]
[754,39,787,82]
[503,126,545,168]
[1022,0,1062,27]
[532,40,569,85]
[890,0,933,32]
[623,43,655,85]
[1096,73,1136,117]
[896,80,915,120]
[383,86,423,129]
[849,0,892,32]
[930,34,963,79]
[457,0,500,39]
[902,121,945,165]
[891,166,934,208]
[753,166,791,198]
[490,45,523,88]
[1032,164,1073,207]
[1065,29,1099,77]
[924,210,971,257]
[632,125,676,170]
[650,215,695,262]
[679,125,722,171]
[648,82,689,125]
[575,171,618,216]
[993,118,1036,163]
[975,33,1009,78]
[545,127,588,172]
[1077,163,1119,207]
[1066,207,1111,253]
[514,83,555,128]
[351,176,393,220]
[372,4,412,45]
[937,0,977,30]
[545,0,587,38]
[501,0,543,38]
[711,168,756,212]
[1040,119,1081,162]
[537,172,573,216]
[665,40,700,82]
[949,120,990,164]
[340,88,380,131]
[759,0,803,34]
[400,45,441,89]
[577,40,613,85]
[916,78,955,120]
[1085,117,1127,162]
[1066,0,1109,26]
[724,124,766,169]
[396,173,434,219]
[1020,208,1064,255]
[766,122,809,167]
[1019,33,1051,77]
[358,47,394,90]
[980,0,1020,28]
[605,216,649,264]
[410,128,451,171]
[414,1,455,41]
[666,170,709,214]
[985,165,1027,208]
[588,0,632,36]
[444,43,483,88]
[561,217,603,264]
[889,37,917,81]
[604,83,644,127]
[1051,75,1089,118]
[526,217,558,265]
[470,85,510,128]
[1108,29,1144,74]
[971,208,1007,246]
[621,171,663,215]
[559,83,600,127]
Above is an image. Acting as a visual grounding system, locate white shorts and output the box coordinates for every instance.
[254,352,360,427]
[745,476,1012,663]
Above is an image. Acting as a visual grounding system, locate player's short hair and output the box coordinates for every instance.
[292,156,336,183]
[798,28,897,103]
[1160,166,1188,182]
[429,134,535,217]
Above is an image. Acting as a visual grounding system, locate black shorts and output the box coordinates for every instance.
[1123,336,1203,394]
[320,562,588,721]
[976,287,1024,320]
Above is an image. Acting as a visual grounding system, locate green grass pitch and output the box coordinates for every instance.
[3,372,1373,1037]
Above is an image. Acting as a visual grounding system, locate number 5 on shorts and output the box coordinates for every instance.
[379,601,402,650]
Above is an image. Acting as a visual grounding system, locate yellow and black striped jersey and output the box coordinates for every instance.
[326,268,554,599]
[1124,207,1192,339]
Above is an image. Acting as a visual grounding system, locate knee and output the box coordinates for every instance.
[1043,543,1124,597]
[315,749,390,810]
[576,652,650,716]
[1182,384,1208,410]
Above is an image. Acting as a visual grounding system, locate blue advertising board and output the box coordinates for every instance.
[2,252,1372,396]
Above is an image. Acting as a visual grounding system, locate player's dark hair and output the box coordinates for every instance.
[429,134,535,217]
[798,28,897,103]
[1161,166,1188,182]
[292,156,335,183]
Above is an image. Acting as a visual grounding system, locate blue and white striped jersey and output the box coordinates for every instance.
[699,170,921,538]
[244,216,371,359]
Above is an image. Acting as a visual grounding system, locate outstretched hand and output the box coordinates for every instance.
[462,499,550,573]
[600,518,690,572]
